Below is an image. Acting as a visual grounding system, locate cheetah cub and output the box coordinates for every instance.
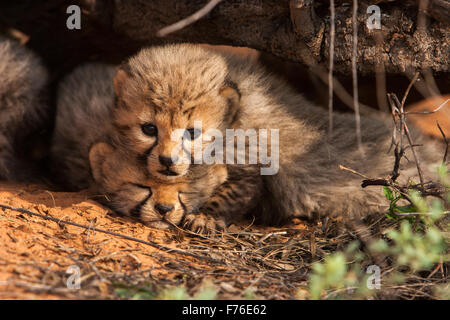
[51,63,231,232]
[89,142,228,231]
[0,36,48,181]
[111,44,443,227]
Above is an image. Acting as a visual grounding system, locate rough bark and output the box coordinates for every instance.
[0,0,448,76]
[110,0,449,74]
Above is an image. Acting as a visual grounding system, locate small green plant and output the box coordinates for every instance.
[308,242,372,300]
[307,163,449,300]
[158,280,218,300]
[244,287,256,300]
[383,186,416,222]
[192,280,218,300]
[158,286,190,300]
[114,283,157,300]
[371,221,446,271]
[114,279,218,300]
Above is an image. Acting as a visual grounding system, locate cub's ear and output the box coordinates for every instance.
[113,65,131,96]
[89,142,115,183]
[220,80,241,125]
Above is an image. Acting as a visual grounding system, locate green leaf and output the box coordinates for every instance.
[383,186,394,201]
[437,163,449,187]
[394,205,416,214]
[409,190,428,213]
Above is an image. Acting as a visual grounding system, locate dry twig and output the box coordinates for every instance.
[328,0,336,138]
[340,77,449,206]
[351,0,362,154]
[157,0,223,37]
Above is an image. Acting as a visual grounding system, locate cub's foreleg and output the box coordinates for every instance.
[183,165,263,233]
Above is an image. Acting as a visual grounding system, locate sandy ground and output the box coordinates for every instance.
[0,181,200,299]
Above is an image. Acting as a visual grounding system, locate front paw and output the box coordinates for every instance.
[182,212,226,235]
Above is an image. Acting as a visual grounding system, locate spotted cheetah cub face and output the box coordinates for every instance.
[112,44,240,181]
[89,142,227,229]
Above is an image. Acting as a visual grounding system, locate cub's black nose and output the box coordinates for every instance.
[159,155,176,167]
[155,204,174,215]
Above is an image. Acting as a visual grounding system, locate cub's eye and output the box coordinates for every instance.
[141,123,157,137]
[186,128,201,140]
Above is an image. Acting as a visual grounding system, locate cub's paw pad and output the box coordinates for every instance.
[183,213,226,235]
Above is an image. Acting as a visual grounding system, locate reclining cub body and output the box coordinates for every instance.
[111,44,443,225]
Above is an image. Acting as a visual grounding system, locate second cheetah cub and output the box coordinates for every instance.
[89,142,228,231]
